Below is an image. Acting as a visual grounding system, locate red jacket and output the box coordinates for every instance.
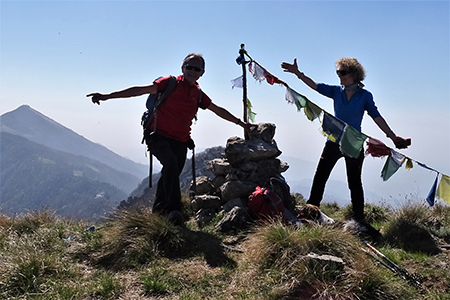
[152,75,212,142]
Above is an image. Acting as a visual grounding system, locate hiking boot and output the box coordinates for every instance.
[168,210,184,226]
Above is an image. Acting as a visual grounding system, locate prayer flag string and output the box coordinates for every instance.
[231,56,449,206]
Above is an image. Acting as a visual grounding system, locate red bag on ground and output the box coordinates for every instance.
[248,186,286,221]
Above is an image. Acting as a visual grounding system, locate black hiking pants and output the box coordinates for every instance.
[148,134,188,215]
[307,141,365,220]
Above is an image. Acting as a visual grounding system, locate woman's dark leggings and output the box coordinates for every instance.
[307,141,365,220]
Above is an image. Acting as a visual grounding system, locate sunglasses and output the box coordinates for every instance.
[185,65,203,72]
[336,69,351,76]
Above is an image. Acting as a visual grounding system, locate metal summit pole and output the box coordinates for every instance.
[239,44,248,123]
[238,44,249,139]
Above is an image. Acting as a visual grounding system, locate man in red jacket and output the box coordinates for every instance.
[87,53,252,225]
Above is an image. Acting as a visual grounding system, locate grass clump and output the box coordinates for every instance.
[94,207,185,269]
[89,270,123,299]
[243,221,413,300]
[383,201,444,254]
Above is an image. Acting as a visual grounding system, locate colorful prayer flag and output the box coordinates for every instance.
[265,71,284,85]
[437,174,450,204]
[249,62,266,82]
[405,158,413,170]
[249,61,287,86]
[426,174,438,206]
[285,87,308,110]
[339,125,368,158]
[231,76,243,89]
[246,98,256,123]
[365,137,391,158]
[304,100,322,121]
[381,149,405,181]
[321,111,345,143]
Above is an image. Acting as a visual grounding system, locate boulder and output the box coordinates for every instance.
[224,137,281,166]
[191,195,222,212]
[220,180,257,202]
[216,206,251,232]
[247,122,276,143]
[191,176,215,194]
[206,158,232,176]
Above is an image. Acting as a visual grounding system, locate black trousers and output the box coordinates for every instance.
[307,141,365,220]
[147,134,188,215]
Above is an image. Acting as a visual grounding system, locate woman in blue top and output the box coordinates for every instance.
[281,57,409,220]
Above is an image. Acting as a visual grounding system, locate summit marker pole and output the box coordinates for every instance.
[239,44,248,124]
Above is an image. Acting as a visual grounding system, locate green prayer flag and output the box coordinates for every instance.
[285,87,308,111]
[339,125,368,158]
[381,150,405,181]
[246,98,256,123]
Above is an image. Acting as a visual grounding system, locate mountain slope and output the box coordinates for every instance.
[0,105,147,179]
[1,131,129,220]
[120,146,225,209]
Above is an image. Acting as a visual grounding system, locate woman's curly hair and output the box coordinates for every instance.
[335,57,366,83]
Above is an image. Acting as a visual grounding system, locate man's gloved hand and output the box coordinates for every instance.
[187,138,195,150]
[394,137,411,149]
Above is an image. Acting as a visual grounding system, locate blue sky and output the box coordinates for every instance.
[1,0,449,204]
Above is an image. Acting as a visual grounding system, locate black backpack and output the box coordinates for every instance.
[141,75,177,146]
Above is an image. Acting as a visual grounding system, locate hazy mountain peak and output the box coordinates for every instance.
[1,105,148,179]
[1,104,74,138]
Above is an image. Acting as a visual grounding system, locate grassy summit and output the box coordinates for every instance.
[1,196,449,300]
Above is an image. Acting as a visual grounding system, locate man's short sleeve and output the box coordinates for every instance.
[154,76,172,92]
[199,91,212,109]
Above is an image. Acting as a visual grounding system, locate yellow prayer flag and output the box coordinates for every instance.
[437,174,450,204]
[405,158,413,170]
[246,98,256,123]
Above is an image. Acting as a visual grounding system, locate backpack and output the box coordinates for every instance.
[141,75,177,145]
[248,177,302,226]
[248,186,285,221]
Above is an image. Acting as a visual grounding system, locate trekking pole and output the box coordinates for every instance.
[191,147,196,193]
[361,247,397,274]
[364,241,422,288]
[149,150,153,188]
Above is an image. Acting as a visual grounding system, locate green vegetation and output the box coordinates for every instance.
[1,198,449,300]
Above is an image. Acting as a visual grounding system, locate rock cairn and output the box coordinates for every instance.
[190,123,289,231]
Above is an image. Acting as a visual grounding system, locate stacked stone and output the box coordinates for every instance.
[190,123,289,230]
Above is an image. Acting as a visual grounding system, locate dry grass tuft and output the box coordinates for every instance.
[94,207,185,269]
[242,221,412,300]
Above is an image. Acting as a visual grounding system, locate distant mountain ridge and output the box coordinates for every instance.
[1,105,147,179]
[1,131,127,220]
[0,105,151,220]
